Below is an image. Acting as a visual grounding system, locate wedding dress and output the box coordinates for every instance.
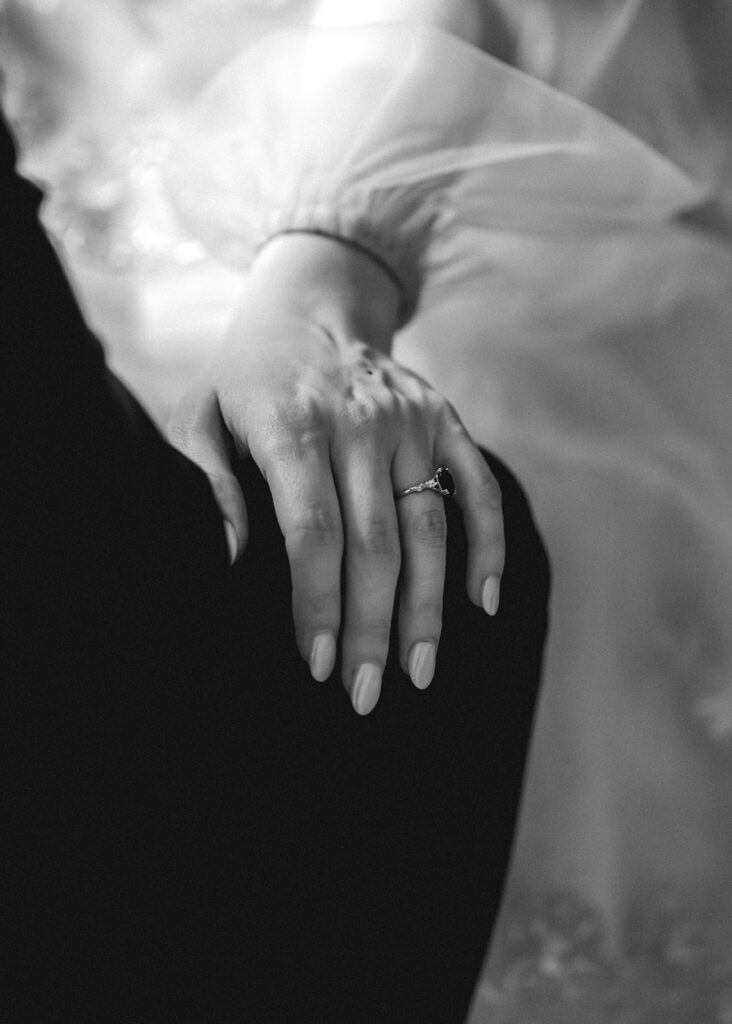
[3,2,732,1020]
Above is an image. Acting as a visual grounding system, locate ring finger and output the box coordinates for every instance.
[393,443,447,691]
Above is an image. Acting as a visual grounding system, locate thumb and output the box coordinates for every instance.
[167,395,248,565]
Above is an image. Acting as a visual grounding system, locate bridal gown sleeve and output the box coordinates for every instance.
[165,21,706,316]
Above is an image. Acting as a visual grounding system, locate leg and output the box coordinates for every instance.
[59,455,545,1024]
[202,451,549,1024]
[1,115,548,1023]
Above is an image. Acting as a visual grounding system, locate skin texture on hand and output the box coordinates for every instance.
[167,233,504,714]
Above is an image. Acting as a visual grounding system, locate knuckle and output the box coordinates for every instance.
[358,516,400,561]
[362,618,392,643]
[410,507,447,548]
[413,599,443,631]
[348,397,380,436]
[302,590,338,618]
[417,599,443,619]
[290,403,328,450]
[288,504,342,550]
[311,593,336,618]
[268,417,327,462]
[346,392,395,439]
[258,390,327,454]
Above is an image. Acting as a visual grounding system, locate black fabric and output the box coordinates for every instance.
[1,113,550,1024]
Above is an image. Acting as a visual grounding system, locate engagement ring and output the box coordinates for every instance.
[395,466,456,499]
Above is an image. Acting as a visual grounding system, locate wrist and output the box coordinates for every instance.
[246,232,401,353]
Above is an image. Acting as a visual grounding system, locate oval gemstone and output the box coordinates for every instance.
[436,467,455,496]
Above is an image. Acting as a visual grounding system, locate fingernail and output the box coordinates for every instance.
[481,574,501,616]
[309,632,336,682]
[351,663,382,716]
[224,521,238,565]
[408,641,436,690]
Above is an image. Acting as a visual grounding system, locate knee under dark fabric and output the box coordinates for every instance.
[1,113,549,1023]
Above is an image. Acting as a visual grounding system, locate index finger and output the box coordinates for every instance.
[258,437,344,682]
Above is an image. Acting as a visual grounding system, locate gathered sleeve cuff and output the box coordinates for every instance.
[166,22,707,320]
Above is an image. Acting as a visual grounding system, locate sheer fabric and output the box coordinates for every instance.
[166,22,705,312]
[3,2,732,1020]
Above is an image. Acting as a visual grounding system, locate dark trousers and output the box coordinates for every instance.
[1,115,550,1023]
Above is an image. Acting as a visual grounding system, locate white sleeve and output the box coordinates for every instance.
[166,22,706,314]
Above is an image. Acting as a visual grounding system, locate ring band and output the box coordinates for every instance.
[395,466,456,499]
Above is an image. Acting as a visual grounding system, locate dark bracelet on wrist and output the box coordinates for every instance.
[256,227,407,318]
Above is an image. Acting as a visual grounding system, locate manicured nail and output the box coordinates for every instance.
[351,663,382,716]
[309,632,336,682]
[481,574,501,616]
[408,641,436,690]
[224,521,238,565]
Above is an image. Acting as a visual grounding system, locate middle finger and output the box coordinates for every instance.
[333,437,401,716]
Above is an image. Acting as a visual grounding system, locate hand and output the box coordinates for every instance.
[167,234,504,714]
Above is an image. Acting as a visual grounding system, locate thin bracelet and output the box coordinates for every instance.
[255,227,407,315]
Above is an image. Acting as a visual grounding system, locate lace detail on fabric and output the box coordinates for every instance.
[25,126,205,270]
[476,888,732,1024]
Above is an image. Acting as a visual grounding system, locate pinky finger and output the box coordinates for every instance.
[436,421,504,615]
